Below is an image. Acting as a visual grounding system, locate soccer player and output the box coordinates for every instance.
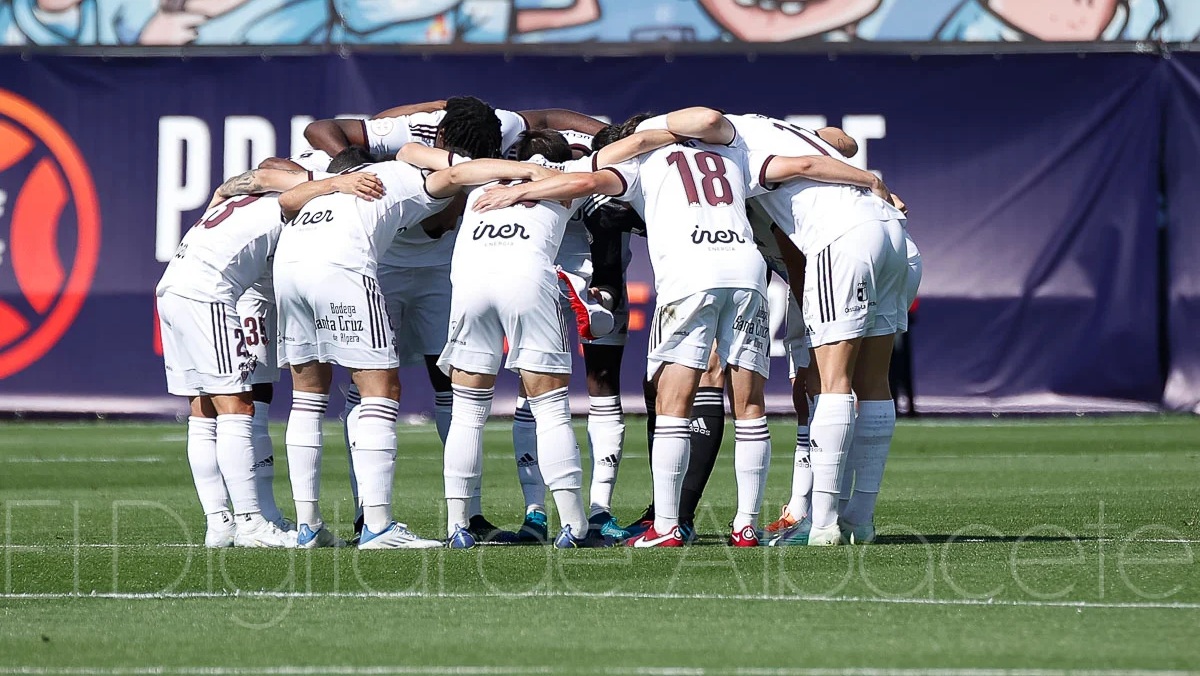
[272,130,497,549]
[156,167,316,548]
[722,112,910,546]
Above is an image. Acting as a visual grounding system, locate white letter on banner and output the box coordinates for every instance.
[290,115,314,157]
[156,116,210,262]
[223,116,276,179]
[841,115,886,175]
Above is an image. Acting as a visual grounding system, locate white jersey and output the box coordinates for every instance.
[364,108,528,158]
[454,159,587,282]
[274,161,451,277]
[729,114,903,256]
[290,149,331,173]
[155,193,283,306]
[605,141,767,304]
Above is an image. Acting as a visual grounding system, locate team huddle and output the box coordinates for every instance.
[155,96,922,550]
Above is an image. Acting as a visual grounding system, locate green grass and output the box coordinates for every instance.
[1,416,1199,674]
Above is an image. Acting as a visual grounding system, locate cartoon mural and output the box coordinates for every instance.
[0,0,1197,46]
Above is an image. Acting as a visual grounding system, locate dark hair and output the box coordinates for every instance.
[327,145,375,173]
[593,113,653,150]
[438,96,502,160]
[515,129,571,163]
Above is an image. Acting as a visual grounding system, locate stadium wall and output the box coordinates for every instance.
[0,52,1197,417]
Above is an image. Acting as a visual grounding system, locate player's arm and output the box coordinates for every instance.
[303,119,367,156]
[258,157,306,171]
[771,223,806,300]
[817,127,858,159]
[396,143,455,171]
[278,173,385,221]
[519,108,607,135]
[472,169,624,213]
[372,100,446,119]
[644,107,735,146]
[206,169,309,209]
[593,129,681,167]
[424,160,559,199]
[762,155,893,204]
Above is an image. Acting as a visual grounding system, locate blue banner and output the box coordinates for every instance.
[0,53,1181,415]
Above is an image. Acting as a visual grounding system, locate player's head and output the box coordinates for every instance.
[514,129,571,163]
[593,113,653,150]
[327,145,376,173]
[437,96,502,160]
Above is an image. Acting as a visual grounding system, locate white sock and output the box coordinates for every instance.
[469,477,483,519]
[354,397,399,533]
[186,417,228,516]
[434,390,453,444]
[250,403,283,524]
[732,417,771,530]
[444,384,492,534]
[787,425,813,520]
[651,415,690,533]
[287,391,329,528]
[512,396,545,512]
[842,400,896,526]
[342,386,362,511]
[586,395,624,517]
[216,413,258,515]
[809,393,856,529]
[529,387,585,535]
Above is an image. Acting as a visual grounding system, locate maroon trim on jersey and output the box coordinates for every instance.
[422,176,443,201]
[759,155,780,191]
[797,132,831,157]
[358,119,369,145]
[306,171,314,181]
[599,166,628,197]
[591,153,599,172]
[516,111,532,133]
[447,149,455,166]
[722,125,738,147]
[571,144,591,156]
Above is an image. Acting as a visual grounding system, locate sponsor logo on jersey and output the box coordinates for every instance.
[472,223,530,241]
[0,89,101,378]
[691,225,747,245]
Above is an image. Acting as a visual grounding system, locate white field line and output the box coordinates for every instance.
[1,669,1198,676]
[2,589,1199,611]
[0,456,164,463]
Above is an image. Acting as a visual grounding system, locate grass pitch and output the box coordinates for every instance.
[1,416,1199,674]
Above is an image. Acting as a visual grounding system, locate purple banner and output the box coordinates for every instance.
[0,53,1182,416]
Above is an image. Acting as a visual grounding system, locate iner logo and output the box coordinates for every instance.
[0,90,100,379]
[472,223,530,241]
[691,225,746,245]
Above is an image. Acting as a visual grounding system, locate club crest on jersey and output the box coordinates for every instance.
[472,223,530,241]
[368,118,395,137]
[0,89,101,379]
[691,225,747,245]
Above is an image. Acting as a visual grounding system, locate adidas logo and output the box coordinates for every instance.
[517,453,538,468]
[598,454,620,468]
[795,456,811,468]
[688,418,710,436]
[251,456,274,470]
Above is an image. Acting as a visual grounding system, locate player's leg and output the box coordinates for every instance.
[248,384,287,528]
[582,342,629,540]
[512,380,549,543]
[236,291,288,529]
[623,377,657,536]
[340,383,363,538]
[720,288,773,547]
[841,219,911,543]
[158,294,232,547]
[211,389,290,548]
[630,292,718,547]
[767,292,814,534]
[678,347,726,541]
[287,360,340,547]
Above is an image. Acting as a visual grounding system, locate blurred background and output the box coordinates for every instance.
[1,0,1199,418]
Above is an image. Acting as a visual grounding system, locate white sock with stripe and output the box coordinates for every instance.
[287,391,329,528]
[354,397,400,534]
[809,393,855,530]
[529,387,586,537]
[586,395,624,517]
[250,402,284,524]
[732,417,771,530]
[512,396,545,512]
[186,416,229,521]
[216,413,259,515]
[787,425,813,520]
[651,415,690,534]
[341,385,362,513]
[842,400,896,527]
[444,385,492,535]
[434,390,453,444]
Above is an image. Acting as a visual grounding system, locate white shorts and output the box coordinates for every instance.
[275,263,398,370]
[903,229,923,331]
[803,219,907,348]
[646,288,770,380]
[377,263,451,366]
[783,290,810,376]
[158,292,254,397]
[236,290,279,385]
[438,273,571,376]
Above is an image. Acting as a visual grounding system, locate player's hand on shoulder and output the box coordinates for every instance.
[890,193,908,215]
[333,172,385,201]
[869,176,893,208]
[473,185,521,213]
